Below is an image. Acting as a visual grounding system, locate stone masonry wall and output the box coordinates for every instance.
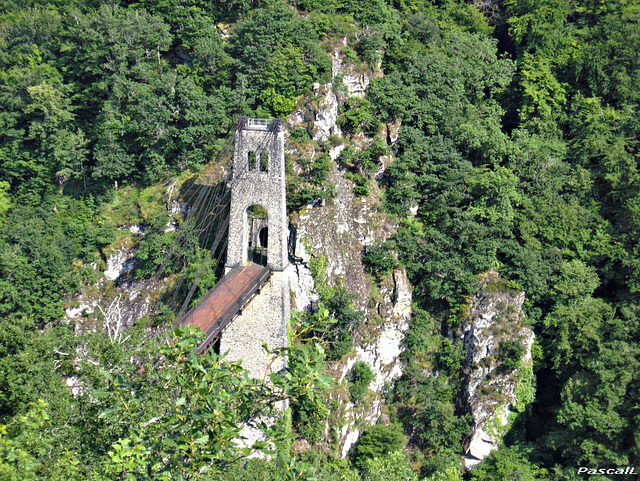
[226,119,288,272]
[219,271,290,379]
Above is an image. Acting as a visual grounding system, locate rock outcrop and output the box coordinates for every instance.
[294,165,393,311]
[66,227,169,332]
[104,244,138,281]
[288,69,410,453]
[330,38,373,98]
[312,83,342,142]
[460,272,535,469]
[336,269,412,456]
[288,165,410,454]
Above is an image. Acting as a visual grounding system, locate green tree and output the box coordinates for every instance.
[505,0,576,59]
[517,53,567,124]
[423,465,463,481]
[354,423,407,469]
[362,239,397,279]
[361,451,417,481]
[543,296,613,375]
[98,328,279,479]
[0,182,10,223]
[292,395,328,444]
[229,2,330,112]
[470,446,546,480]
[348,361,375,403]
[0,400,81,481]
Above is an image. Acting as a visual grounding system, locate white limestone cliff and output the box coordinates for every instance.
[460,272,535,469]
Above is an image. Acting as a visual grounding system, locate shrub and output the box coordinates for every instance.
[310,153,333,184]
[319,286,365,361]
[361,450,417,481]
[470,446,546,480]
[337,97,379,134]
[362,240,397,278]
[293,394,329,444]
[349,361,375,403]
[287,151,335,212]
[354,423,407,469]
[353,182,370,197]
[297,449,360,480]
[498,339,525,370]
[260,88,296,118]
[345,171,370,197]
[289,127,312,143]
[435,338,466,373]
[287,183,332,211]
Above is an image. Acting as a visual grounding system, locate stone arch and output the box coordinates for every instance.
[246,204,268,266]
[220,116,289,380]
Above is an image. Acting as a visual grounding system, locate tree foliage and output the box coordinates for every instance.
[1,0,640,478]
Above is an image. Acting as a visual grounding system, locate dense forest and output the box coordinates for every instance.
[1,0,639,479]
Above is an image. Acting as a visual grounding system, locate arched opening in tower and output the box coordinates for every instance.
[246,205,268,266]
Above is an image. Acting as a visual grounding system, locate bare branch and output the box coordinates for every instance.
[97,295,133,344]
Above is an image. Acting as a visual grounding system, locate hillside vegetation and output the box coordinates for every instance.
[0,0,639,479]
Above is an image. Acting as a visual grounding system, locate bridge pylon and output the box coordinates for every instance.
[219,117,290,378]
[226,117,288,273]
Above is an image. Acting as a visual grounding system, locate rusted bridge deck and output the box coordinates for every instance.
[174,262,271,354]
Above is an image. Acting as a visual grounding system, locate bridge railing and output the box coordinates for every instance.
[237,116,282,132]
[248,118,271,127]
[192,265,272,355]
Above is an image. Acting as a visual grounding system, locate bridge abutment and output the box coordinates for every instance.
[219,271,289,378]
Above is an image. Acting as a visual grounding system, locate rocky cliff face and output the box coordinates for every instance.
[290,40,393,310]
[286,42,411,456]
[66,37,410,457]
[311,82,341,142]
[334,268,412,456]
[65,242,164,333]
[65,221,173,332]
[288,259,412,457]
[460,272,535,469]
[294,159,394,311]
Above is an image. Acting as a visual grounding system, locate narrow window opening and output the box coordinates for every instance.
[259,227,268,248]
[260,152,269,172]
[248,151,257,170]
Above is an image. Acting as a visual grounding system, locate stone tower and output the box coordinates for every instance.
[225,117,288,272]
[220,117,290,378]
